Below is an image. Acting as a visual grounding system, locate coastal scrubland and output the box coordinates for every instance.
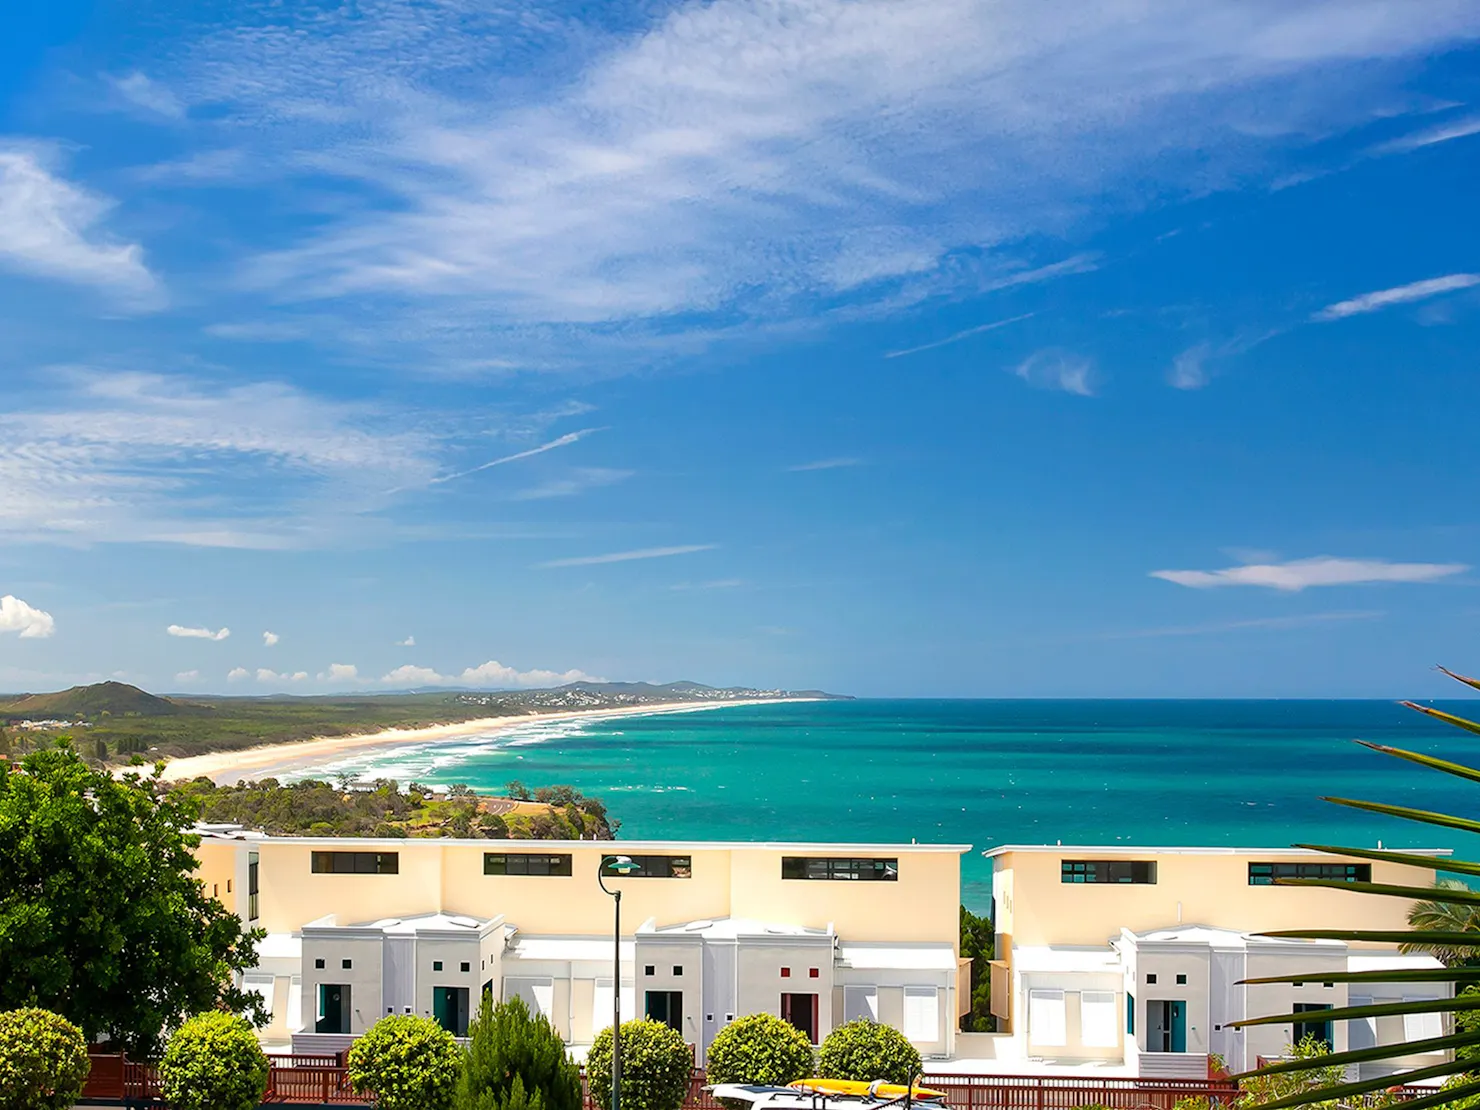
[169,777,618,839]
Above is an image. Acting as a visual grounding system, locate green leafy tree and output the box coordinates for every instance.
[0,1007,91,1110]
[158,1012,269,1110]
[347,1014,462,1110]
[705,1013,814,1086]
[816,1019,921,1085]
[586,1019,693,1110]
[454,992,583,1110]
[1236,665,1480,1106]
[0,747,264,1053]
[959,905,995,1031]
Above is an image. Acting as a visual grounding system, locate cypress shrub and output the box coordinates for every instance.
[454,992,582,1110]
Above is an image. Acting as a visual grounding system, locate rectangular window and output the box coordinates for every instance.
[593,978,634,1035]
[1349,995,1376,1050]
[1248,862,1372,885]
[844,986,879,1023]
[903,986,940,1042]
[1403,998,1444,1041]
[781,856,899,881]
[484,852,572,876]
[600,854,691,879]
[1028,989,1067,1046]
[1293,1003,1333,1049]
[1080,991,1118,1048]
[248,852,260,921]
[1060,860,1157,884]
[505,977,555,1019]
[241,974,274,1021]
[311,851,399,875]
[287,977,304,1034]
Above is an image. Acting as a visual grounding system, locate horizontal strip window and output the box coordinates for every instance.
[485,853,572,877]
[1061,860,1156,885]
[602,855,691,879]
[782,857,898,881]
[1249,862,1371,886]
[311,851,399,875]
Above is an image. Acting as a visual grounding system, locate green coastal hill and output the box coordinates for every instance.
[0,679,844,762]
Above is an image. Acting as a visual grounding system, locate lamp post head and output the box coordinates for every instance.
[605,855,641,875]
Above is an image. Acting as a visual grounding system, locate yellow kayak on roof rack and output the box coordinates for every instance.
[787,1080,947,1101]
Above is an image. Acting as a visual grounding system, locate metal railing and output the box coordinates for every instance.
[82,1055,1440,1110]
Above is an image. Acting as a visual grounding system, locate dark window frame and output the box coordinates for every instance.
[782,856,899,882]
[311,851,400,875]
[484,852,573,877]
[1248,862,1372,886]
[600,854,692,879]
[248,851,260,921]
[1061,859,1158,885]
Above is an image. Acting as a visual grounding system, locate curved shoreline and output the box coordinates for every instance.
[160,698,817,785]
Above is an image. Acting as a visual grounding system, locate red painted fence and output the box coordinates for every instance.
[79,1056,1435,1110]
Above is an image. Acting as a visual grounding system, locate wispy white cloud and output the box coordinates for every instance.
[1370,114,1480,155]
[174,669,200,682]
[1314,273,1480,321]
[541,544,717,568]
[787,458,862,473]
[227,666,250,681]
[381,659,604,688]
[262,631,280,646]
[0,370,441,546]
[884,313,1034,360]
[1168,344,1212,390]
[149,0,1480,353]
[1098,610,1384,640]
[105,72,186,119]
[397,635,415,647]
[419,429,599,490]
[319,662,359,682]
[167,623,230,641]
[0,146,158,304]
[512,467,633,501]
[0,595,55,639]
[1011,350,1095,396]
[670,579,744,591]
[1151,556,1468,592]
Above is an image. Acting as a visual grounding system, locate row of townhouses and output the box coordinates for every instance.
[195,831,1449,1079]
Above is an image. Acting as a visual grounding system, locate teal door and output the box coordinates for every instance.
[1170,1001,1187,1053]
[433,986,470,1036]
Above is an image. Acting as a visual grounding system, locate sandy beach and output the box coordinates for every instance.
[160,698,814,785]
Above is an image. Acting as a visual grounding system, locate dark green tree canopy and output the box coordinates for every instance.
[454,992,583,1110]
[0,746,264,1053]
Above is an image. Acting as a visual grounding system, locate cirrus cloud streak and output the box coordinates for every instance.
[1151,556,1468,592]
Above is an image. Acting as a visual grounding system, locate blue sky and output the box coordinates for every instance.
[2,0,1480,698]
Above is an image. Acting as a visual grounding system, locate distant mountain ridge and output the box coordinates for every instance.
[0,681,181,719]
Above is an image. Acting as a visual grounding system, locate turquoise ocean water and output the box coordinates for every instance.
[296,699,1480,910]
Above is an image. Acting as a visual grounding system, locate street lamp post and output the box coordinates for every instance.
[599,855,640,1110]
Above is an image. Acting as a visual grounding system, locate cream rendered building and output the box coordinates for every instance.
[973,845,1451,1079]
[195,832,970,1059]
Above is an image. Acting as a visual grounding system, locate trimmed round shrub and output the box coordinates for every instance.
[816,1020,920,1084]
[159,1011,268,1110]
[706,1014,814,1087]
[0,1007,91,1110]
[586,1019,692,1110]
[347,1014,462,1110]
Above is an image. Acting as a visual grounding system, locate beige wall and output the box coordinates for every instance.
[197,840,239,913]
[209,837,963,948]
[996,850,1432,947]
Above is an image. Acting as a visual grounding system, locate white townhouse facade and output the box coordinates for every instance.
[965,845,1453,1080]
[195,833,971,1059]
